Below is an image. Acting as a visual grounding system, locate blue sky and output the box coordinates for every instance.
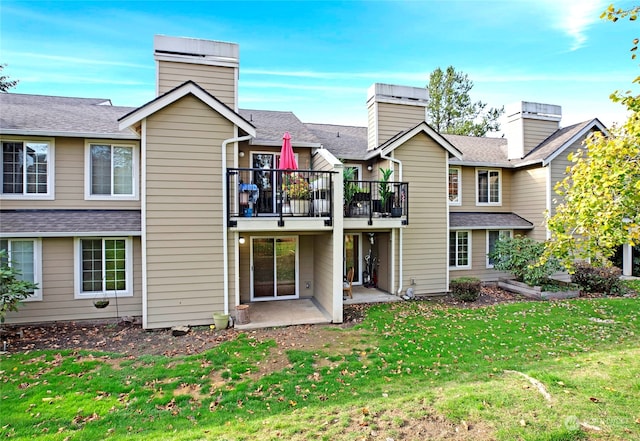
[1,0,637,130]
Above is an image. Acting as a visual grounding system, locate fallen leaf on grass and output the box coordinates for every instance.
[589,397,600,403]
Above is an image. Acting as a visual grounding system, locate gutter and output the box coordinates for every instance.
[221,134,253,316]
[380,151,404,296]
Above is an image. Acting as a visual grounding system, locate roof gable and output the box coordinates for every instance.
[118,81,256,136]
[374,121,463,160]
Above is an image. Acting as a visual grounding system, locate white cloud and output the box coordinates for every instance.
[543,0,605,50]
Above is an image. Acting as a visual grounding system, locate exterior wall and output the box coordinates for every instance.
[376,102,425,147]
[5,237,142,324]
[312,232,334,316]
[511,165,548,241]
[549,137,585,218]
[1,136,140,210]
[449,166,512,213]
[144,95,233,328]
[158,61,236,109]
[449,229,530,282]
[522,118,559,155]
[395,132,449,294]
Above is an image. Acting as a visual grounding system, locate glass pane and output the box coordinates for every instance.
[488,231,499,266]
[252,154,275,213]
[104,240,126,292]
[448,168,459,202]
[2,142,24,194]
[345,234,360,283]
[253,238,275,298]
[91,145,112,195]
[449,232,456,266]
[489,171,500,203]
[81,239,103,292]
[25,143,48,194]
[457,232,469,266]
[478,171,488,203]
[113,147,133,195]
[276,238,296,296]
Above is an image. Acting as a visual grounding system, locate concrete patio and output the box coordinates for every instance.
[233,286,401,330]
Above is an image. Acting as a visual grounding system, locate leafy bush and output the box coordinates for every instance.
[450,277,481,302]
[571,262,624,296]
[1,250,39,323]
[489,235,561,286]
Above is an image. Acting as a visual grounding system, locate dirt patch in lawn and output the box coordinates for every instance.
[2,287,524,358]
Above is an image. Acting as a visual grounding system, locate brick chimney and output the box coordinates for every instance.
[367,83,429,151]
[504,101,562,160]
[153,35,239,110]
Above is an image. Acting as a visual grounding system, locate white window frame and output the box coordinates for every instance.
[476,168,501,206]
[1,238,43,301]
[84,141,139,200]
[449,230,471,270]
[73,237,134,299]
[486,230,513,268]
[0,138,55,200]
[448,166,461,205]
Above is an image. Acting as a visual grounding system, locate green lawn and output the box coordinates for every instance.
[1,298,639,440]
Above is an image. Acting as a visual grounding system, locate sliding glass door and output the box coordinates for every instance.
[251,237,298,300]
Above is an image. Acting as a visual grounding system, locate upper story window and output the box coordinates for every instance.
[476,169,501,205]
[85,142,138,200]
[0,238,42,301]
[448,167,461,205]
[1,140,53,199]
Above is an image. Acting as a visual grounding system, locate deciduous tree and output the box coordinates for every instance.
[0,64,18,92]
[544,4,640,269]
[426,66,503,136]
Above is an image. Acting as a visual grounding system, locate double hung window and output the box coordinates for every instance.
[487,230,512,268]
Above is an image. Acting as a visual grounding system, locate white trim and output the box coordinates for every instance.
[84,140,140,201]
[445,158,450,288]
[118,81,256,137]
[73,236,134,299]
[486,229,513,268]
[542,119,608,166]
[249,236,300,301]
[0,137,55,200]
[377,121,463,160]
[448,166,462,206]
[449,230,472,270]
[546,164,552,239]
[0,129,138,140]
[1,238,43,301]
[475,168,502,206]
[140,119,148,329]
[1,231,141,238]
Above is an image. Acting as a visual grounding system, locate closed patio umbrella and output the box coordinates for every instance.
[278,132,297,170]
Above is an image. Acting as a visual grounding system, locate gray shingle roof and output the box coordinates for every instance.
[0,93,137,139]
[522,119,595,163]
[305,123,368,159]
[238,109,321,146]
[449,212,534,229]
[445,134,511,166]
[0,210,141,236]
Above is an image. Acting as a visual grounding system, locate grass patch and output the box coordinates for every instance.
[1,298,639,440]
[622,278,640,294]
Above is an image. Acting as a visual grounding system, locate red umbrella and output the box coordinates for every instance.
[278,132,297,170]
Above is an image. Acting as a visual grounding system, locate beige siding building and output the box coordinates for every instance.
[2,34,627,330]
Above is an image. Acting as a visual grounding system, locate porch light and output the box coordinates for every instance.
[367,165,373,171]
[239,151,245,157]
[239,236,245,244]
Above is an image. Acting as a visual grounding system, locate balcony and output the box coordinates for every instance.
[344,180,409,226]
[227,168,335,227]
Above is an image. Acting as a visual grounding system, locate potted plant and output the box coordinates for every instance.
[391,188,404,217]
[283,173,310,216]
[343,167,359,216]
[378,167,393,216]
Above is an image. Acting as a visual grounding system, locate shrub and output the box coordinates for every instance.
[571,262,624,296]
[489,235,561,286]
[450,277,481,302]
[1,250,39,323]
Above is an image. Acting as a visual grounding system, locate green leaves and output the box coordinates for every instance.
[426,66,504,136]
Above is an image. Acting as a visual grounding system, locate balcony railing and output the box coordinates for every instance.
[227,168,334,227]
[345,180,409,225]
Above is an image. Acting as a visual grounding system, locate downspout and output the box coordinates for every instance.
[380,152,403,296]
[222,134,253,315]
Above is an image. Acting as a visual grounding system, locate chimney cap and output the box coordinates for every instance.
[367,83,429,107]
[506,101,562,121]
[154,35,239,68]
